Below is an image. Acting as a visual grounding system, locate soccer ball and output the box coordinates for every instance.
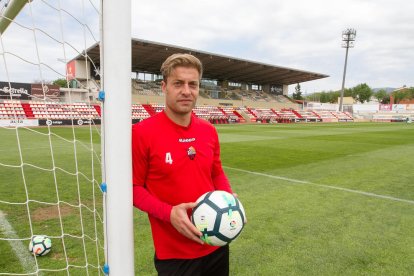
[29,235,52,256]
[191,191,246,246]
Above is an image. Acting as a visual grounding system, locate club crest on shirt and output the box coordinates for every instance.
[187,146,196,160]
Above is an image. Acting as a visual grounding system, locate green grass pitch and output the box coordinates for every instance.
[1,122,413,275]
[0,126,103,275]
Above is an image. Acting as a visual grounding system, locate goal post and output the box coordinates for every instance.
[101,0,134,275]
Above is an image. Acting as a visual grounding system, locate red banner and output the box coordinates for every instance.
[66,60,76,80]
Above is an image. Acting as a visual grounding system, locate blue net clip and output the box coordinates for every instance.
[98,90,105,101]
[103,263,109,274]
[100,182,107,193]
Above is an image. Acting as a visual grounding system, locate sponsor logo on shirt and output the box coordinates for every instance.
[179,138,196,143]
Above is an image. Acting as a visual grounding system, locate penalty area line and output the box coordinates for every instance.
[0,210,37,273]
[223,166,414,205]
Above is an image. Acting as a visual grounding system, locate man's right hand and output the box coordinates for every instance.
[170,202,204,245]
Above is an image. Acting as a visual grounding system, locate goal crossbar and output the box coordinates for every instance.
[0,0,29,34]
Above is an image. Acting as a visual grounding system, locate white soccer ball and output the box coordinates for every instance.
[29,235,52,256]
[191,191,246,246]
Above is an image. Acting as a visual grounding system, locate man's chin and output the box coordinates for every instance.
[177,108,193,115]
[177,103,195,112]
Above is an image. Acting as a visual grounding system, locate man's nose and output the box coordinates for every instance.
[182,84,191,95]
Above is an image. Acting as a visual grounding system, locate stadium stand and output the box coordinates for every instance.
[192,105,228,123]
[24,101,100,119]
[0,100,26,119]
[371,111,413,122]
[3,98,414,125]
[132,104,150,120]
[247,107,279,123]
[132,80,163,96]
[238,106,257,122]
[316,110,340,122]
[292,110,321,122]
[151,104,164,114]
[276,109,299,122]
[335,111,354,122]
[279,95,297,104]
[218,106,243,123]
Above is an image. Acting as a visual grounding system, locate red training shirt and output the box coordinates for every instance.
[132,111,232,259]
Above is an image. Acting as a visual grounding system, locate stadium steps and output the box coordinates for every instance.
[311,111,321,119]
[344,112,354,119]
[270,108,280,116]
[142,104,156,116]
[232,110,245,123]
[216,107,228,116]
[239,108,256,122]
[291,109,303,118]
[21,103,34,118]
[329,111,337,118]
[246,107,258,120]
[93,104,101,116]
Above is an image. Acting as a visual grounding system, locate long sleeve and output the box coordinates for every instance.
[133,185,172,222]
[132,123,172,222]
[212,172,232,193]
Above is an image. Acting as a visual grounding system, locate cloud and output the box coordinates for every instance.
[131,0,414,93]
[1,0,99,82]
[1,0,413,93]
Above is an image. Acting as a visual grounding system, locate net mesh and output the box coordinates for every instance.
[0,0,105,275]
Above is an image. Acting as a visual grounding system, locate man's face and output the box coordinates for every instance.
[162,66,200,116]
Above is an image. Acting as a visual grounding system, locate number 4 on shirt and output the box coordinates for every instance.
[165,152,173,165]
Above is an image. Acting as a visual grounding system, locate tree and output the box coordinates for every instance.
[393,87,414,103]
[292,83,303,100]
[53,78,68,88]
[310,90,339,103]
[409,87,414,100]
[381,94,390,104]
[393,90,405,103]
[374,89,388,103]
[351,83,373,103]
[344,87,353,97]
[319,92,329,103]
[330,91,341,103]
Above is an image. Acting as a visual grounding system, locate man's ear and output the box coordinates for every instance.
[161,80,167,93]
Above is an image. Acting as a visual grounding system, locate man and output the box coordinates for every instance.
[132,53,233,275]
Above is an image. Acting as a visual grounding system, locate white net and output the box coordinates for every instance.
[0,0,105,275]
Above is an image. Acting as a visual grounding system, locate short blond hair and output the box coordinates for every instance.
[160,53,203,82]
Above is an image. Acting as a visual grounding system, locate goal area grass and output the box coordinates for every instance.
[1,122,413,275]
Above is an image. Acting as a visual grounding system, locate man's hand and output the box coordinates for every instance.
[170,202,204,245]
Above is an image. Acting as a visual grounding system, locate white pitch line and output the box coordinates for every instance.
[0,211,37,274]
[223,166,414,205]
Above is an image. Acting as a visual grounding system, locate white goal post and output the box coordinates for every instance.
[101,0,134,275]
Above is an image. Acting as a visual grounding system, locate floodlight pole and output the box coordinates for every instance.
[339,28,356,112]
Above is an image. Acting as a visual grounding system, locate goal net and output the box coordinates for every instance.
[0,0,133,275]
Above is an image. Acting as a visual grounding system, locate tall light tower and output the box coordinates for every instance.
[339,28,356,112]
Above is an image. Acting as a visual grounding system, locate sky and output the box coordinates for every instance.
[1,0,413,95]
